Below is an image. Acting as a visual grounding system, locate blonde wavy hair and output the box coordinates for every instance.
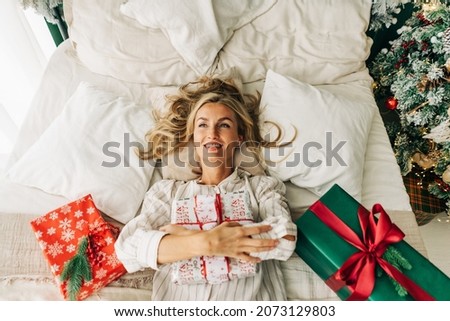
[139,76,286,165]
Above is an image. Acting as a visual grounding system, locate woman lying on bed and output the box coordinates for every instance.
[115,76,297,300]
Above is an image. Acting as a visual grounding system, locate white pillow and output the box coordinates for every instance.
[216,0,373,85]
[260,70,376,200]
[6,83,155,224]
[120,0,277,75]
[67,0,197,86]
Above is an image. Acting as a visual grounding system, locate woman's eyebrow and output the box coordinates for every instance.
[196,117,234,122]
[218,117,234,122]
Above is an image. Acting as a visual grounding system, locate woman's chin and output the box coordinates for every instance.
[198,156,235,169]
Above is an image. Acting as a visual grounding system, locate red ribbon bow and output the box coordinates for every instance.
[309,202,434,300]
[87,222,119,266]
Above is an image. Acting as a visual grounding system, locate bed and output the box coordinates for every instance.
[0,0,430,301]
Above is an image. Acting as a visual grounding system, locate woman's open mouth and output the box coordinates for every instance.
[204,142,223,153]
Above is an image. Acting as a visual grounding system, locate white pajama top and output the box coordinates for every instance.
[115,169,297,300]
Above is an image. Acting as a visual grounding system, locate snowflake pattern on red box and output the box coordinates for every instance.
[30,194,127,300]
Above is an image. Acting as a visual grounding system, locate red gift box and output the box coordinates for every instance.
[30,194,127,300]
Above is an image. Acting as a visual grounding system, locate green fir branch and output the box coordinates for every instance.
[378,246,412,297]
[60,236,92,301]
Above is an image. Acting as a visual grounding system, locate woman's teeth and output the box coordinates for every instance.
[205,143,221,148]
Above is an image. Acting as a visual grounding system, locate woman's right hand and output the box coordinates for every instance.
[202,222,279,263]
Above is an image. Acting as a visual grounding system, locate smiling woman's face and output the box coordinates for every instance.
[193,102,242,169]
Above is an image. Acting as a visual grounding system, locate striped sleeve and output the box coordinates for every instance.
[249,175,297,261]
[114,180,179,273]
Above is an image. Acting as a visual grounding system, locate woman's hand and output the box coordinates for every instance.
[202,222,279,263]
[156,222,279,264]
[282,234,296,241]
[159,224,199,236]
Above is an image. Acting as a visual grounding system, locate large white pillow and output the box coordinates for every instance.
[66,0,197,85]
[120,0,277,75]
[6,83,155,224]
[260,70,376,200]
[216,0,373,85]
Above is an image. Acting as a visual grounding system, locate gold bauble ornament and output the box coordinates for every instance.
[412,152,436,170]
[442,166,450,184]
[445,58,450,72]
[372,81,380,91]
[417,75,429,93]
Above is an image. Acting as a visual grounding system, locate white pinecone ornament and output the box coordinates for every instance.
[443,27,450,55]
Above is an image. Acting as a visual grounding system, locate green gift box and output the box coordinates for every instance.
[295,184,450,301]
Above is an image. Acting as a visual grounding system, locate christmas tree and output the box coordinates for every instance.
[370,3,450,213]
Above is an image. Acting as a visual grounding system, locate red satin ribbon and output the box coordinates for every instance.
[214,193,232,280]
[190,194,231,281]
[192,196,209,279]
[309,201,435,301]
[215,193,223,224]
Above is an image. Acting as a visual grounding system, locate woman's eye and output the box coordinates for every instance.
[219,123,231,128]
[198,123,207,128]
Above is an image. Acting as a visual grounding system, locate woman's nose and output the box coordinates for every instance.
[207,126,218,139]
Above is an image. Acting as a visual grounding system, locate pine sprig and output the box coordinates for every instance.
[369,0,411,32]
[60,237,92,301]
[376,246,412,297]
[384,246,413,270]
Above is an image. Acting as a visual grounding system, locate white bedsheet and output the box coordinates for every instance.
[0,178,69,215]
